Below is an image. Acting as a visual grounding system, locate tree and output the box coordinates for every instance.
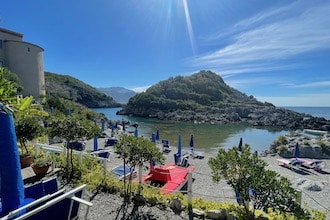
[208,144,309,219]
[1,67,48,161]
[114,134,164,219]
[114,134,165,193]
[47,115,101,181]
[15,117,43,155]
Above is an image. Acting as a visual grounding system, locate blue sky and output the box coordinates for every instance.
[1,0,330,106]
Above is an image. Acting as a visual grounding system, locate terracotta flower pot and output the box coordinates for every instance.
[31,163,51,176]
[20,154,34,168]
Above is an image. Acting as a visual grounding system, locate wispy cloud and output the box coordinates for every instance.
[257,93,330,107]
[189,1,330,76]
[225,75,286,89]
[283,81,330,88]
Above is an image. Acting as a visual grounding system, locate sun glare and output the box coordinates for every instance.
[182,0,196,55]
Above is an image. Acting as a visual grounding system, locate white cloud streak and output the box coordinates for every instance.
[189,1,330,76]
[284,81,330,88]
[257,93,330,107]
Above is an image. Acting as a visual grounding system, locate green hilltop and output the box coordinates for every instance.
[45,72,121,108]
[119,70,330,130]
[120,70,268,116]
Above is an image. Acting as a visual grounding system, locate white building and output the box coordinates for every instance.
[0,27,45,100]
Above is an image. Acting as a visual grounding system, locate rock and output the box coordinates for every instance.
[133,194,146,205]
[192,208,205,218]
[302,181,323,191]
[206,209,226,219]
[170,198,183,215]
[227,212,236,220]
[296,178,307,186]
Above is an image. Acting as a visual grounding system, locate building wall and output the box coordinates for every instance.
[0,27,45,100]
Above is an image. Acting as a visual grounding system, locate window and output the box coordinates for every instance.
[27,47,30,52]
[0,61,3,67]
[0,40,2,48]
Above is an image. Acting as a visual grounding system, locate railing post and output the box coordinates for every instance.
[188,172,193,213]
[138,164,143,193]
[35,143,40,157]
[296,189,302,205]
[103,158,107,178]
[79,152,82,163]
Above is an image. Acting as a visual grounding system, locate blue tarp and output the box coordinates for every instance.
[0,110,24,214]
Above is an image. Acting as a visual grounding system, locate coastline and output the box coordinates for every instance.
[82,133,330,215]
[21,129,329,219]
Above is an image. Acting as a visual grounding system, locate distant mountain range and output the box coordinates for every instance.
[98,87,136,104]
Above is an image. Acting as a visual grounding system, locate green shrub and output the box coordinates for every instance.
[276,135,288,145]
[317,141,330,156]
[277,145,287,154]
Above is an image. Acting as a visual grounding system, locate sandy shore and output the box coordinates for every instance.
[84,133,330,215]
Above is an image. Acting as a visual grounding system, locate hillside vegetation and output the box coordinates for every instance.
[119,70,330,130]
[120,70,268,116]
[45,72,121,108]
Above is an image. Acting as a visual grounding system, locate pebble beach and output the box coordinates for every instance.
[73,132,330,219]
[20,129,330,219]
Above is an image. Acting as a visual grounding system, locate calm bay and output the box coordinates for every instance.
[92,107,329,153]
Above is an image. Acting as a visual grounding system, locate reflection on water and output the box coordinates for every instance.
[92,108,288,153]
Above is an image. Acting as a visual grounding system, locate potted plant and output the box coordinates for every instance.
[15,116,43,168]
[31,156,52,177]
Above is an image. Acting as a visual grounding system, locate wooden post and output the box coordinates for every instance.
[103,158,107,178]
[138,164,142,193]
[188,172,193,212]
[79,151,82,163]
[296,189,302,205]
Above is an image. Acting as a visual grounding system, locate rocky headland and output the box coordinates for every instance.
[268,130,330,159]
[119,71,330,131]
[127,104,330,131]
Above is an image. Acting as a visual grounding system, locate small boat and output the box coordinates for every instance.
[140,162,195,194]
[303,129,327,136]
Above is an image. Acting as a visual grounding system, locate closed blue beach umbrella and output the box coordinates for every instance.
[101,119,105,131]
[122,120,126,132]
[177,135,182,157]
[93,136,98,151]
[0,105,24,214]
[189,134,194,151]
[238,137,243,152]
[174,135,182,165]
[151,132,156,143]
[235,191,242,205]
[156,130,160,141]
[111,123,115,132]
[134,127,138,137]
[294,142,300,158]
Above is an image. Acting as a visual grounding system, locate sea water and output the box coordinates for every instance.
[284,106,330,120]
[92,107,329,153]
